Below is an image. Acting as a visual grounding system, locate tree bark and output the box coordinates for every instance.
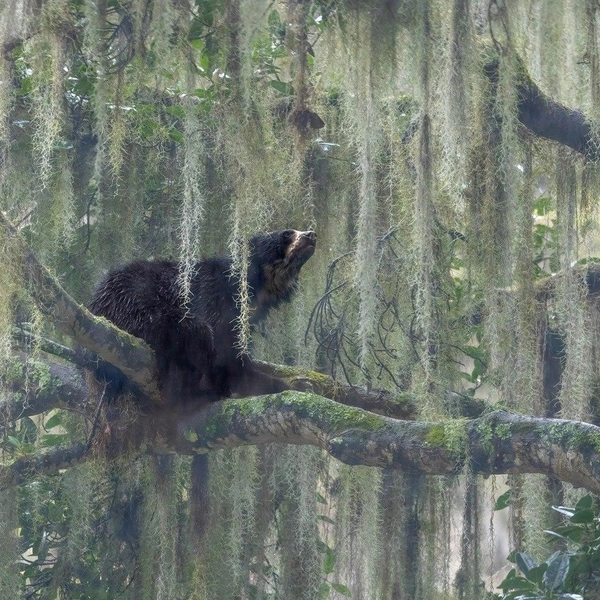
[5,397,600,494]
[0,211,160,400]
[484,57,600,160]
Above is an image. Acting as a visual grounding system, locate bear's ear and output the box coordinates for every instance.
[281,230,295,244]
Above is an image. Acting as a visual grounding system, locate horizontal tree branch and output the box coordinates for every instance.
[0,349,416,422]
[253,360,419,418]
[0,442,88,487]
[1,353,88,425]
[6,395,600,494]
[170,395,600,494]
[484,58,599,160]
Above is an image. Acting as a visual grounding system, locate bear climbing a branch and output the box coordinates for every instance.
[89,229,316,404]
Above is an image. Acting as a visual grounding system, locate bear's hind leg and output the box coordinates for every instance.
[156,319,215,405]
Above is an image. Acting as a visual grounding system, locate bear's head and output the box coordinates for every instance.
[249,229,316,304]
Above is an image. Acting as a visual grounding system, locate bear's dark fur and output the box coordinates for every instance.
[89,229,316,404]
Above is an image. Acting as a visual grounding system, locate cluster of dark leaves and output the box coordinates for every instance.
[491,494,600,599]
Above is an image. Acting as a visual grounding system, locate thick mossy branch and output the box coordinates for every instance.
[5,397,600,493]
[170,396,600,494]
[1,353,87,425]
[0,442,88,487]
[484,57,599,160]
[253,360,417,418]
[0,352,420,420]
[0,212,159,401]
[255,362,487,419]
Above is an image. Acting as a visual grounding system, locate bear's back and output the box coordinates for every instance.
[90,260,186,345]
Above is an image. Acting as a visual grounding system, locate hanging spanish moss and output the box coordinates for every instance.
[178,91,206,301]
[137,456,181,600]
[586,0,600,120]
[0,489,20,598]
[277,446,322,600]
[411,477,455,599]
[0,56,11,174]
[81,0,109,205]
[333,464,382,599]
[202,447,260,599]
[26,0,68,189]
[410,0,450,405]
[378,471,419,599]
[555,150,593,420]
[49,463,98,595]
[354,74,380,369]
[439,0,474,211]
[0,232,24,368]
[455,475,482,600]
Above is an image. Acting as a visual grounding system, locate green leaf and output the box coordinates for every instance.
[533,195,551,215]
[575,495,593,511]
[268,9,281,26]
[318,583,330,600]
[191,88,210,99]
[45,412,63,429]
[525,564,546,587]
[549,525,583,543]
[168,129,184,144]
[317,515,335,525]
[40,433,69,448]
[54,140,74,150]
[269,80,295,95]
[553,506,576,518]
[570,508,595,524]
[543,551,569,591]
[498,574,538,594]
[316,492,327,504]
[498,569,535,598]
[323,546,336,574]
[164,105,185,119]
[516,552,538,577]
[21,416,38,443]
[7,435,21,448]
[494,489,512,511]
[331,583,352,597]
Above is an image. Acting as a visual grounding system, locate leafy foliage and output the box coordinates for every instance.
[495,495,600,599]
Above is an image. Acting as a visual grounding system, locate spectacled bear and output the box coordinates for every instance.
[89,229,316,404]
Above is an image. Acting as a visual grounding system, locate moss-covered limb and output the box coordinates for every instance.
[0,212,160,402]
[12,325,78,363]
[254,361,487,419]
[468,410,600,493]
[253,360,416,417]
[1,353,87,425]
[3,349,485,423]
[6,400,600,493]
[170,398,600,493]
[484,57,598,160]
[172,391,391,453]
[0,441,88,487]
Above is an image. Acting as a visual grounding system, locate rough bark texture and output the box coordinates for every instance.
[0,211,159,400]
[5,396,600,494]
[484,57,600,160]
